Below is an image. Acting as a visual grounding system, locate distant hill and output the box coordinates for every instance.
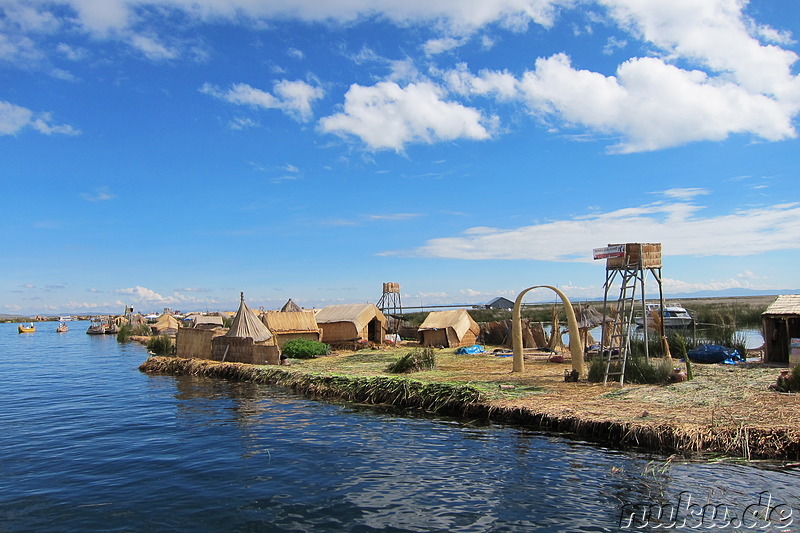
[665,288,799,299]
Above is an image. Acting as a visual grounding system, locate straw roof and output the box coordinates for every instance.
[280,299,303,312]
[153,313,179,332]
[315,303,386,331]
[262,310,319,334]
[226,293,273,342]
[762,295,800,316]
[576,305,608,330]
[418,309,478,340]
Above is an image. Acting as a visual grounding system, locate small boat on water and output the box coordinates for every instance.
[59,316,74,322]
[86,318,107,335]
[18,323,36,334]
[57,322,69,333]
[635,304,693,328]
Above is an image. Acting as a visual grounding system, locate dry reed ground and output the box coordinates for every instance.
[293,344,800,458]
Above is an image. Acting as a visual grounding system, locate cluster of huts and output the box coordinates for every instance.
[169,294,483,365]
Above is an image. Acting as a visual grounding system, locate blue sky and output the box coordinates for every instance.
[2,0,799,315]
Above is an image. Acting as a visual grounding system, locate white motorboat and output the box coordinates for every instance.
[634,304,693,328]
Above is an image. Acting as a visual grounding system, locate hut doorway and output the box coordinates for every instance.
[368,318,380,343]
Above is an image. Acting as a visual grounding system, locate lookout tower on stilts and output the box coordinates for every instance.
[596,243,665,386]
[377,282,403,335]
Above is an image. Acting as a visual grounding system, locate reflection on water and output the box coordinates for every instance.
[0,322,797,532]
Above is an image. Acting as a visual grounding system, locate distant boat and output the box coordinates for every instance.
[57,322,69,333]
[59,316,74,322]
[18,323,35,334]
[86,318,107,335]
[634,304,693,328]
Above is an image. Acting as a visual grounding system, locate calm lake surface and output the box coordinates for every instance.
[1,322,798,532]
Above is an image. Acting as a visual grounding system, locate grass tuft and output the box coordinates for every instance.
[386,347,436,373]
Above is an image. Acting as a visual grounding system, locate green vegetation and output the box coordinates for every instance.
[282,339,331,359]
[146,335,173,356]
[117,323,133,342]
[117,322,154,342]
[774,364,800,393]
[386,347,436,373]
[588,355,673,384]
[688,301,764,329]
[669,334,693,380]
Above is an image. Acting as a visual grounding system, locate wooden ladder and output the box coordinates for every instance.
[603,269,640,386]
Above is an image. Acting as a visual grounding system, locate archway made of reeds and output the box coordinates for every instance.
[512,286,585,377]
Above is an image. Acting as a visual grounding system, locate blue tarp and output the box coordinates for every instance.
[686,344,743,364]
[455,344,485,354]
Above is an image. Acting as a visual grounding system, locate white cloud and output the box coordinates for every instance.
[80,188,116,202]
[201,80,323,122]
[516,54,796,152]
[30,0,561,36]
[398,198,800,261]
[129,34,178,61]
[0,101,79,136]
[116,286,174,302]
[657,188,710,200]
[445,63,519,100]
[600,0,799,99]
[423,36,465,56]
[56,42,88,61]
[319,81,495,151]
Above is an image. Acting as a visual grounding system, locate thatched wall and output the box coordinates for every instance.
[211,336,280,365]
[319,321,358,343]
[421,329,449,347]
[176,327,226,359]
[480,320,538,348]
[319,320,385,343]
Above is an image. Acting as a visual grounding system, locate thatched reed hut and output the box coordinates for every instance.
[762,295,800,365]
[280,299,303,312]
[211,293,280,365]
[184,313,225,329]
[262,311,321,348]
[316,303,386,344]
[418,309,480,348]
[152,314,179,337]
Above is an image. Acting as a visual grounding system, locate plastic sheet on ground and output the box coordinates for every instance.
[455,344,485,355]
[686,344,743,364]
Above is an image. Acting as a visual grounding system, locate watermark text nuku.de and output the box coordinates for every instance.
[620,491,794,529]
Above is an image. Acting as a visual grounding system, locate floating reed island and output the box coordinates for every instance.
[140,348,800,461]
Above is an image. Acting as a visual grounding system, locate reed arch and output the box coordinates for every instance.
[512,285,585,377]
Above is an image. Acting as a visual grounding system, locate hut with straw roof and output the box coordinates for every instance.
[280,299,303,312]
[152,314,179,337]
[211,293,280,365]
[316,303,386,345]
[762,295,800,365]
[575,304,608,353]
[418,309,480,348]
[262,311,321,348]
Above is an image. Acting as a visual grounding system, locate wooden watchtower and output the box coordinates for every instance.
[598,243,664,385]
[377,282,403,335]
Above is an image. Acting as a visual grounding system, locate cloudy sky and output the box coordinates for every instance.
[1,0,799,315]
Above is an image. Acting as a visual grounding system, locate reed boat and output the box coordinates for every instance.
[57,322,69,333]
[86,318,107,335]
[18,323,35,333]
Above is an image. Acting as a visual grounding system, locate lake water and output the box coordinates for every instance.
[1,322,798,532]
